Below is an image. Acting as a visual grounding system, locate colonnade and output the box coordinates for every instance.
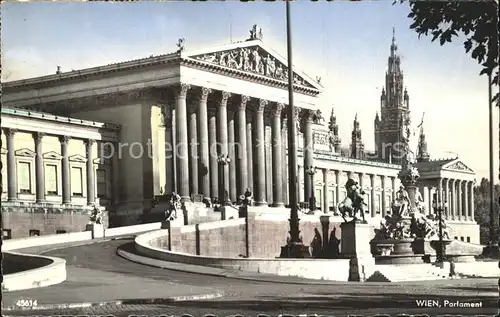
[161,83,318,205]
[434,178,475,221]
[2,128,120,206]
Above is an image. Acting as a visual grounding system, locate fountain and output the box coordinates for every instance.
[370,113,452,264]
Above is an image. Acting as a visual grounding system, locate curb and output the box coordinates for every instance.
[3,293,224,311]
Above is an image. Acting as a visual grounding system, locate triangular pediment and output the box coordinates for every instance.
[43,151,62,160]
[69,154,87,163]
[443,159,474,173]
[1,148,7,155]
[15,148,35,157]
[184,40,322,91]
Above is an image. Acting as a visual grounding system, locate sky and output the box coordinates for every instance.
[2,1,497,180]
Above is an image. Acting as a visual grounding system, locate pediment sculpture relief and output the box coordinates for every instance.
[192,46,315,88]
[447,161,473,172]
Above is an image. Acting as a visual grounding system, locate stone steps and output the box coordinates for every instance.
[364,263,450,282]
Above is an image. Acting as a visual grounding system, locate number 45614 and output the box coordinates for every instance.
[16,299,38,307]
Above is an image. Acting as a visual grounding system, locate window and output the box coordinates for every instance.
[466,237,470,243]
[460,237,464,242]
[1,156,6,193]
[386,195,391,213]
[56,230,67,234]
[376,194,381,214]
[315,189,322,208]
[2,229,12,240]
[45,164,58,195]
[329,190,335,211]
[96,169,107,198]
[365,193,371,213]
[18,161,32,193]
[71,166,83,196]
[29,229,40,237]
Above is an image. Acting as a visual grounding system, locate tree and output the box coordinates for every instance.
[474,177,500,244]
[396,0,499,107]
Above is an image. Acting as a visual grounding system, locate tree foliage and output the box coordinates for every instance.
[474,177,500,244]
[396,0,499,107]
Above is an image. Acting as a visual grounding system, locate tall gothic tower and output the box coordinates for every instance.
[351,113,365,159]
[374,28,410,165]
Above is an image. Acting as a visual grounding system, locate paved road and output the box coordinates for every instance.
[5,238,499,316]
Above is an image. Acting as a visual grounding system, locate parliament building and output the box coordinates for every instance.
[1,27,479,242]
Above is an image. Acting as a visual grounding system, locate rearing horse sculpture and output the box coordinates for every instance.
[338,179,367,223]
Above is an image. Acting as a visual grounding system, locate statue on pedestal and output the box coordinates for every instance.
[165,192,181,221]
[89,205,102,225]
[240,188,254,206]
[328,228,341,258]
[338,179,367,223]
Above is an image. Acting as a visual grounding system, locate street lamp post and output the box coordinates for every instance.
[432,193,448,266]
[306,166,316,211]
[279,0,310,258]
[218,154,231,206]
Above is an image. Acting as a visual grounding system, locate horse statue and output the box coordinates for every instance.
[89,205,103,224]
[338,179,367,223]
[165,192,181,221]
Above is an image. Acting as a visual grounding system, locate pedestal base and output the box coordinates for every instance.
[280,242,311,258]
[85,223,104,239]
[340,221,372,258]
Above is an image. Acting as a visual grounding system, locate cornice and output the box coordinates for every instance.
[181,58,320,97]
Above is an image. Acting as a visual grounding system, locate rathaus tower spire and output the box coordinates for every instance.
[374,27,410,165]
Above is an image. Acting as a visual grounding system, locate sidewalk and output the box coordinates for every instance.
[3,265,223,311]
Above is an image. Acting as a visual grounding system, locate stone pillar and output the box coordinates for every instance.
[298,165,304,202]
[198,88,211,201]
[208,107,218,200]
[162,105,174,195]
[85,139,96,206]
[33,132,46,203]
[5,129,18,201]
[302,110,314,201]
[228,109,237,202]
[381,175,387,217]
[281,117,288,205]
[59,136,71,204]
[370,174,376,217]
[188,102,199,196]
[391,177,396,201]
[172,108,177,193]
[359,173,364,190]
[246,112,254,192]
[175,83,191,202]
[438,178,443,205]
[444,179,450,219]
[463,181,469,221]
[111,142,120,206]
[271,103,284,207]
[457,180,463,221]
[217,91,231,199]
[323,169,329,213]
[469,181,475,221]
[335,170,340,213]
[237,96,249,196]
[450,179,456,220]
[254,99,267,206]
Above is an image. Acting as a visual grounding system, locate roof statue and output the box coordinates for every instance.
[249,24,263,41]
[176,38,186,53]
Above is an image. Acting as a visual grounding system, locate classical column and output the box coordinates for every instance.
[188,102,199,196]
[302,109,314,201]
[162,105,174,194]
[218,91,231,198]
[298,165,304,202]
[111,142,120,206]
[84,139,96,206]
[444,178,450,219]
[450,179,456,220]
[254,99,267,205]
[208,107,218,200]
[5,129,18,201]
[175,83,191,202]
[59,136,71,204]
[438,178,443,205]
[469,181,475,221]
[281,116,288,205]
[457,180,463,221]
[33,132,46,203]
[391,176,396,201]
[272,103,284,207]
[198,88,211,201]
[335,170,340,213]
[323,169,329,213]
[237,96,249,196]
[370,174,376,217]
[246,112,254,192]
[463,181,469,221]
[381,175,387,216]
[228,109,237,202]
[359,173,364,190]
